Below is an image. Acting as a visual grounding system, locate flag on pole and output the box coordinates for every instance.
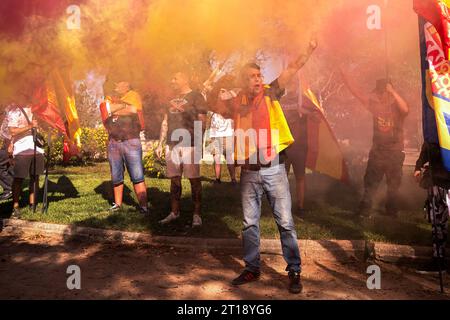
[51,69,82,147]
[300,82,349,182]
[415,0,450,170]
[31,83,67,135]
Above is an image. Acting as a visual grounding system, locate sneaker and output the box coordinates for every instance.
[159,212,180,225]
[11,208,21,219]
[192,214,202,227]
[109,203,121,213]
[231,270,261,286]
[288,271,303,294]
[139,206,150,216]
[214,178,222,184]
[0,191,12,201]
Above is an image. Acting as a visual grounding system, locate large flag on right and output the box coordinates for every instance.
[415,0,450,170]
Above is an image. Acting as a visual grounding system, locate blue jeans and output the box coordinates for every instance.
[240,164,301,273]
[108,138,145,186]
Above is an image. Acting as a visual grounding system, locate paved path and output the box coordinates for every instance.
[0,233,449,300]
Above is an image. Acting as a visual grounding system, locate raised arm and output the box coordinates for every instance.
[386,84,409,115]
[277,40,317,90]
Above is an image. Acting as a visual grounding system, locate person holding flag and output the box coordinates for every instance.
[102,82,149,215]
[340,70,409,218]
[6,98,44,218]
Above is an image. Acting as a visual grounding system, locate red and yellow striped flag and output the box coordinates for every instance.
[301,80,349,182]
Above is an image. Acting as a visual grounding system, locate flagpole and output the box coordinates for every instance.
[384,0,390,80]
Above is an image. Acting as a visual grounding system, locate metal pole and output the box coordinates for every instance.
[41,131,50,214]
[32,127,37,213]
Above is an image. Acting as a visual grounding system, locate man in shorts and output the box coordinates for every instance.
[103,82,149,215]
[156,71,208,227]
[208,111,236,184]
[7,104,44,218]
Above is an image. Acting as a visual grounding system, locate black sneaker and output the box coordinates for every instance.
[139,206,150,216]
[109,203,121,213]
[288,271,303,294]
[231,270,261,286]
[11,208,21,219]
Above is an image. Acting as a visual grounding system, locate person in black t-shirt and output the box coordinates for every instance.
[156,71,208,227]
[340,69,409,218]
[103,82,149,215]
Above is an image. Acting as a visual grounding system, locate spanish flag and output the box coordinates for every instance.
[32,69,82,148]
[121,89,145,130]
[301,81,349,182]
[51,69,82,148]
[415,0,450,171]
[234,84,294,163]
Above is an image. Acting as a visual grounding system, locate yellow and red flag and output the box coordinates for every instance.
[301,79,349,182]
[233,85,294,163]
[415,0,450,170]
[50,69,82,148]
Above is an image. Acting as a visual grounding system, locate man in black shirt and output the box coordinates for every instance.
[340,71,409,218]
[156,71,208,227]
[103,82,149,215]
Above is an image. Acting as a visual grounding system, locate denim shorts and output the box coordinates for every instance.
[107,138,145,186]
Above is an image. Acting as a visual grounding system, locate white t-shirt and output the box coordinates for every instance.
[6,106,44,156]
[209,113,233,138]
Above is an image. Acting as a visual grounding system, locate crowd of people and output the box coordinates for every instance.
[0,38,448,293]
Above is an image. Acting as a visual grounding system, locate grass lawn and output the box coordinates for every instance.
[0,162,433,245]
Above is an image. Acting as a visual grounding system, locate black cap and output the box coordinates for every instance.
[373,78,392,94]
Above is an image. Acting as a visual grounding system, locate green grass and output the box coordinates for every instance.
[0,162,433,245]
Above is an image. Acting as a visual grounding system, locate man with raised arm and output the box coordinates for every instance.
[340,70,409,218]
[216,40,317,294]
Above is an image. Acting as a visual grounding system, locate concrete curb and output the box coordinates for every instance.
[1,219,433,262]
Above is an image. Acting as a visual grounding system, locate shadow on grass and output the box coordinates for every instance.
[71,179,241,239]
[94,181,137,207]
[295,170,431,246]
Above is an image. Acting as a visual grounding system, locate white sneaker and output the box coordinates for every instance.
[159,212,180,225]
[192,214,202,227]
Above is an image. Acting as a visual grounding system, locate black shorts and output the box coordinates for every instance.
[13,154,45,179]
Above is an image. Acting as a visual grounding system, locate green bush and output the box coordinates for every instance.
[80,127,108,162]
[143,141,166,178]
[42,127,108,165]
[47,132,64,165]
